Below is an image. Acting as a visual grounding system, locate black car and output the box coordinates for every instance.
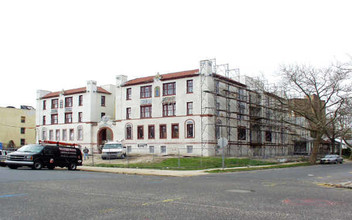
[5,143,82,170]
[320,154,343,164]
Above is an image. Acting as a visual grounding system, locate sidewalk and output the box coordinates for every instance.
[79,166,208,177]
[78,162,303,177]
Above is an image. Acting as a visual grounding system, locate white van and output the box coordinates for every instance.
[101,142,126,160]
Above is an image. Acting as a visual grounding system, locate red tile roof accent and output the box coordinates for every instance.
[123,69,199,86]
[41,87,111,99]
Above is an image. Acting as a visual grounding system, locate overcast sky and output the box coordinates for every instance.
[1,0,351,108]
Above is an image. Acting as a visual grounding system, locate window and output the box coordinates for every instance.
[78,112,83,122]
[265,131,272,142]
[55,129,60,141]
[140,85,152,98]
[43,100,46,110]
[149,146,154,154]
[65,97,73,107]
[187,80,193,93]
[216,102,220,116]
[49,130,54,140]
[101,112,105,119]
[43,116,46,125]
[79,95,83,106]
[163,82,176,96]
[126,107,131,119]
[51,99,58,109]
[137,126,144,139]
[215,81,220,94]
[20,139,25,146]
[160,146,166,154]
[42,130,47,140]
[160,124,167,139]
[126,88,132,100]
[69,129,74,141]
[148,125,155,139]
[187,102,193,115]
[186,121,194,138]
[216,120,222,139]
[172,124,179,139]
[51,114,58,124]
[140,105,152,118]
[21,116,25,123]
[187,145,193,154]
[163,103,176,117]
[77,126,83,140]
[62,129,67,141]
[238,127,246,140]
[238,88,246,101]
[126,124,132,140]
[238,103,245,120]
[20,128,25,134]
[101,96,106,106]
[65,113,72,124]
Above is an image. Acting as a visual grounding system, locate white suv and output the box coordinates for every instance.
[101,142,126,160]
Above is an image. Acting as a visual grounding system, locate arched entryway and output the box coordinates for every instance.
[97,127,114,153]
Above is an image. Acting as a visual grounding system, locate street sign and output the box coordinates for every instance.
[217,137,228,148]
[0,142,2,150]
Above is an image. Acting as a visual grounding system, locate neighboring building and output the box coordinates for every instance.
[0,106,36,149]
[36,80,115,151]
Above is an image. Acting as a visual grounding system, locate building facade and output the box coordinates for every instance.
[36,59,312,157]
[36,80,115,151]
[0,106,36,149]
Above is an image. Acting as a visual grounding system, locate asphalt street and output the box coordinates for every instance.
[0,163,351,220]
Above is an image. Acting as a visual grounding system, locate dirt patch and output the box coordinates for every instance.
[83,154,170,166]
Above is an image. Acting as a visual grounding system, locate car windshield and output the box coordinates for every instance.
[17,144,44,153]
[325,155,337,158]
[103,144,122,149]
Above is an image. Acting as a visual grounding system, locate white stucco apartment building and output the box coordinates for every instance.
[36,59,311,157]
[36,80,115,151]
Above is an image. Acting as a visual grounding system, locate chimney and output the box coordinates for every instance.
[87,80,97,93]
[200,59,214,76]
[116,75,128,87]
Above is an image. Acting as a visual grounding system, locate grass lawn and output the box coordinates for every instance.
[94,157,278,170]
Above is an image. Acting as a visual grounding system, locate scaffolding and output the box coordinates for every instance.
[199,59,311,158]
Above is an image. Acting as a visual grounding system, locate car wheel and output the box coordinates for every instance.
[8,165,18,169]
[68,162,77,170]
[33,161,43,170]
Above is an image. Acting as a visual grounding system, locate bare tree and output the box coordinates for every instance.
[278,61,352,164]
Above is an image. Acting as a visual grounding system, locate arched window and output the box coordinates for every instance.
[126,124,132,140]
[185,120,195,138]
[77,125,83,141]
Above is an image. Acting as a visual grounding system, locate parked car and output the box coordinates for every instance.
[0,150,15,167]
[320,154,343,164]
[0,150,7,166]
[101,142,126,160]
[5,142,82,170]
